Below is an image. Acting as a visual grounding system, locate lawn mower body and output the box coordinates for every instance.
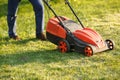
[46,16,114,56]
[43,0,114,56]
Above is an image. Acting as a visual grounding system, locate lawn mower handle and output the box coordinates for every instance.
[42,0,62,24]
[64,0,84,28]
[42,0,72,33]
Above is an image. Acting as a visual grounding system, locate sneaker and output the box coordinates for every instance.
[10,35,21,40]
[36,33,46,41]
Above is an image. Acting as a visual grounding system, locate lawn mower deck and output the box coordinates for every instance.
[43,0,114,57]
[46,16,114,56]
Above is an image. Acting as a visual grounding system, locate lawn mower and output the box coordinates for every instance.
[43,0,115,56]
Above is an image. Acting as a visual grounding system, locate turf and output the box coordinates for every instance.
[0,0,120,80]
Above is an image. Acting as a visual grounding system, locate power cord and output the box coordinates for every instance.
[44,0,51,20]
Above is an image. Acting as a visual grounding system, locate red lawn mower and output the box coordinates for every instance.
[43,0,115,57]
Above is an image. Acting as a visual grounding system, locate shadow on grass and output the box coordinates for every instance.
[0,36,117,66]
[0,3,7,18]
[0,37,40,46]
[0,49,84,66]
[0,37,85,66]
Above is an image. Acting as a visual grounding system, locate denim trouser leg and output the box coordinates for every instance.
[29,0,44,36]
[7,0,21,37]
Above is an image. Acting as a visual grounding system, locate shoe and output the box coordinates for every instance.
[36,33,46,41]
[10,35,21,40]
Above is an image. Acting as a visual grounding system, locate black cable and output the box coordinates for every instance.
[44,0,51,20]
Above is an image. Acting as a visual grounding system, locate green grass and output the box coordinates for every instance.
[0,0,120,80]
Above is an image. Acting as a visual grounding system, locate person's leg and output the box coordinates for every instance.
[7,0,21,38]
[29,0,46,40]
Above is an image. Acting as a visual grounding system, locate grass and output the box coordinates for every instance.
[0,0,120,80]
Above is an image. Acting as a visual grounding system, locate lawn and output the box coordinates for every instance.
[0,0,120,80]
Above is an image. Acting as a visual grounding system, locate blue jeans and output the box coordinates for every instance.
[7,0,44,37]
